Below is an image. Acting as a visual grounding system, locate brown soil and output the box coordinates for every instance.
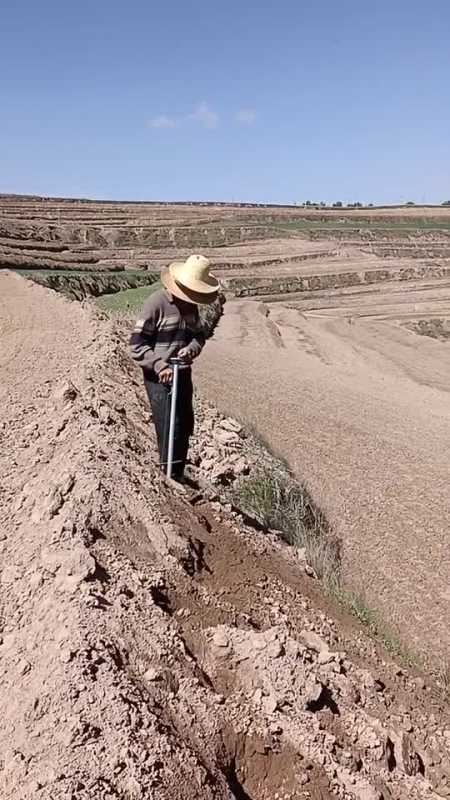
[197,298,450,664]
[2,271,450,799]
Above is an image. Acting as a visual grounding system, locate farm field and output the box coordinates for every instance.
[2,194,450,658]
[1,197,450,799]
[197,295,450,659]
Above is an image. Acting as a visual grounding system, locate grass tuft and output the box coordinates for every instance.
[232,465,421,670]
[233,469,341,590]
[334,586,420,668]
[437,663,450,697]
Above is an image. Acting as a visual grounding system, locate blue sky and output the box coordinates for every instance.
[1,0,449,204]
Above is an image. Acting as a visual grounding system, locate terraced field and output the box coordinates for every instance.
[1,196,450,682]
[2,194,450,275]
[2,192,449,323]
[2,193,449,349]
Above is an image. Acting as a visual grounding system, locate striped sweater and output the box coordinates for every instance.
[129,289,205,375]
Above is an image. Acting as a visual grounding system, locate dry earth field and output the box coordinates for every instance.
[1,196,450,797]
[1,195,450,660]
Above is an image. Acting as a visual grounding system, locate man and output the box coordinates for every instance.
[130,254,219,480]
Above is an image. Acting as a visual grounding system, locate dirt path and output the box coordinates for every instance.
[197,299,450,661]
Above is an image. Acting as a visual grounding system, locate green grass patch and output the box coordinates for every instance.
[95,281,162,313]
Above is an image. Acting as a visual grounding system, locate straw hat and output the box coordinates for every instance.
[161,254,219,305]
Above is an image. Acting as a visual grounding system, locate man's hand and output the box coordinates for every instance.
[158,367,172,384]
[177,347,194,363]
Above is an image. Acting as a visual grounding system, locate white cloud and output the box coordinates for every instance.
[148,103,221,131]
[190,102,219,129]
[236,109,256,126]
[148,115,178,129]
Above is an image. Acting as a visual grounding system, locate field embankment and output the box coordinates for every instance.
[223,261,450,297]
[16,269,160,300]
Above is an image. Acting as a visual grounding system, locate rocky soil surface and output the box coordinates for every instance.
[1,271,450,799]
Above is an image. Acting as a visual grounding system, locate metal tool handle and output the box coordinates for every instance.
[166,360,180,479]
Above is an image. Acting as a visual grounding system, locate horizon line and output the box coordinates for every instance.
[1,192,449,211]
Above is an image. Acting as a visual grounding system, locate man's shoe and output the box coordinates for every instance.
[161,474,188,495]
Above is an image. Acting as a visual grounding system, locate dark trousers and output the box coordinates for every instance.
[143,370,194,478]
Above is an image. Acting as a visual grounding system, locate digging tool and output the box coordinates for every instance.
[166,356,186,479]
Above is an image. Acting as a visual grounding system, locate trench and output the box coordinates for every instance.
[225,762,253,800]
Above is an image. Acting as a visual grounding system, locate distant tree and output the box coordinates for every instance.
[333,201,343,207]
[320,201,326,207]
[442,200,450,206]
[305,200,312,206]
[405,201,416,206]
[368,203,374,207]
